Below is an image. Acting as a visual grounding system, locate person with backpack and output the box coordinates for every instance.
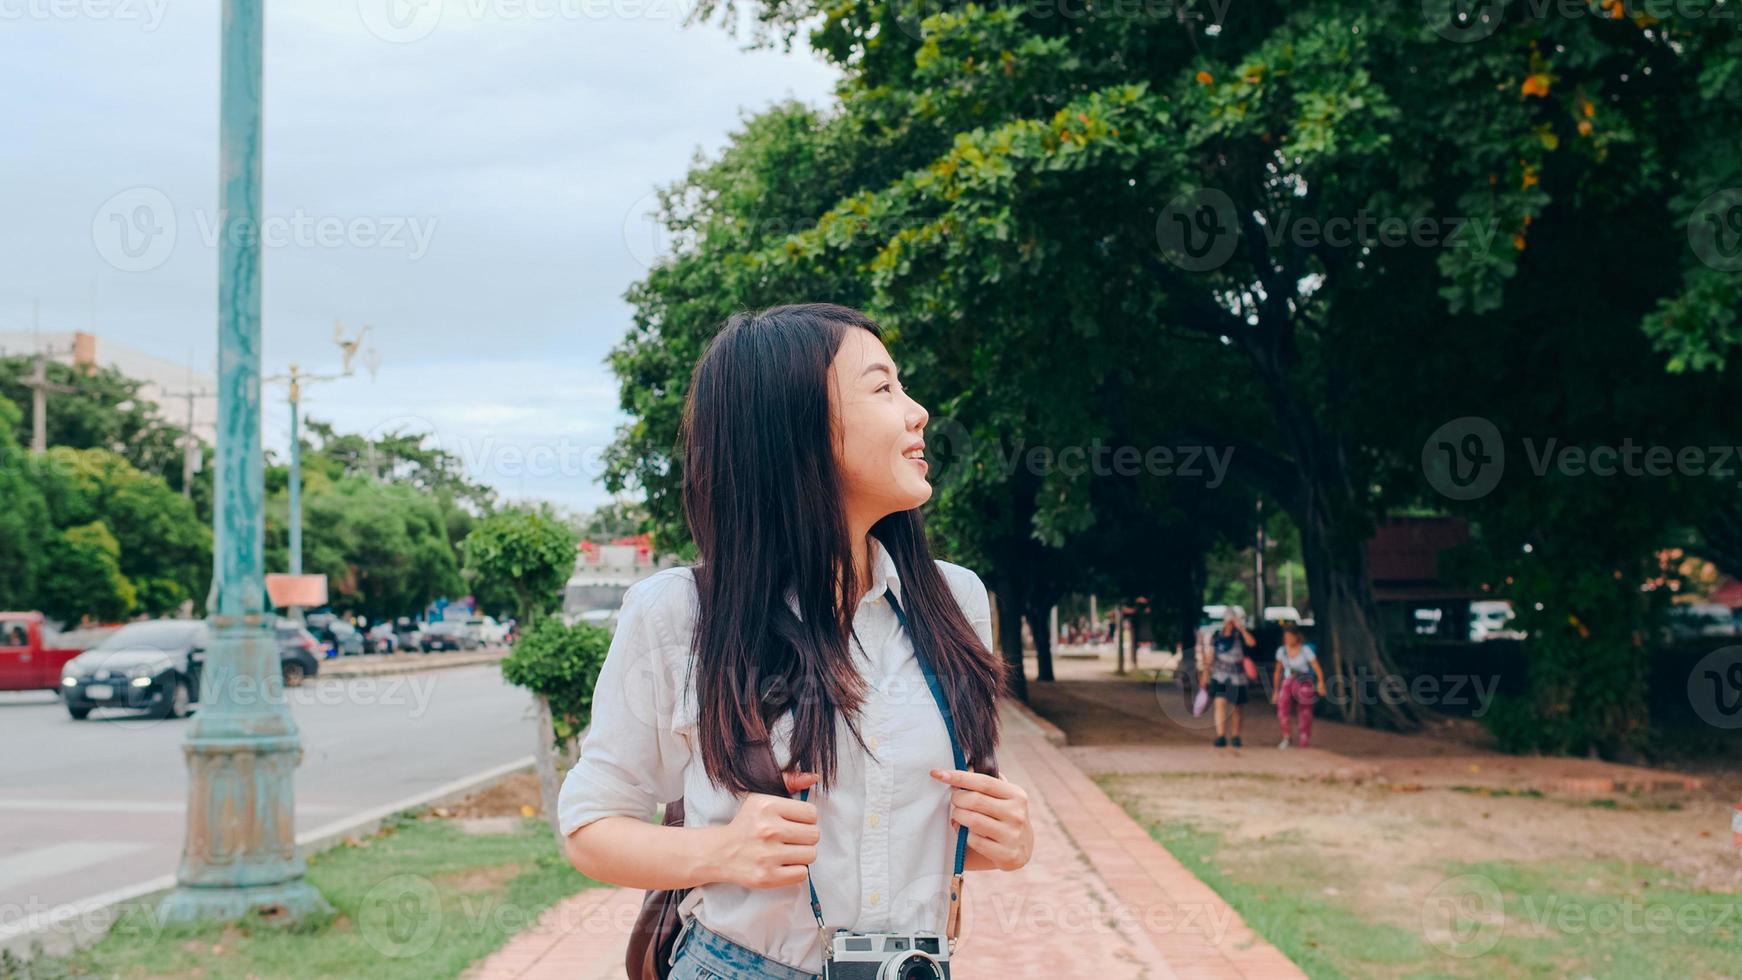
[1196,610,1257,747]
[556,304,1033,980]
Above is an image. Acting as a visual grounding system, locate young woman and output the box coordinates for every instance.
[1271,625,1327,749]
[558,303,1034,980]
[1196,611,1256,747]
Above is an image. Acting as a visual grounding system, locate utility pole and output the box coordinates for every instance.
[19,301,74,455]
[163,387,215,498]
[265,322,380,622]
[159,0,331,926]
[1254,496,1267,620]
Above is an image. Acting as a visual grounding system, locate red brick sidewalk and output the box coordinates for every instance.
[465,700,1300,979]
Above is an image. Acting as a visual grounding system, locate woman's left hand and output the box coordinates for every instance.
[931,768,1034,872]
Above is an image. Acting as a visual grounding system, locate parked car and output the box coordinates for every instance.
[1262,605,1303,624]
[0,612,89,693]
[466,615,509,646]
[60,619,205,720]
[420,620,477,652]
[1199,604,1248,630]
[365,622,398,654]
[573,608,619,632]
[1667,603,1738,642]
[273,619,324,685]
[321,620,366,657]
[393,619,427,652]
[1469,600,1526,642]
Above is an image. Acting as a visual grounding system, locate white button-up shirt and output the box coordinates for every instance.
[558,538,995,975]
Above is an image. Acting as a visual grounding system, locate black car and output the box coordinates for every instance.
[273,619,324,685]
[60,620,204,720]
[61,620,324,720]
[393,619,426,652]
[420,620,477,652]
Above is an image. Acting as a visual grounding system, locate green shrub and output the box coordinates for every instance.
[500,617,612,748]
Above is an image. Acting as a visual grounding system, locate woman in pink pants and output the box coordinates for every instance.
[1271,626,1327,748]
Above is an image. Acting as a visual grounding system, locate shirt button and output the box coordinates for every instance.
[869,891,881,905]
[868,737,879,751]
[867,814,880,828]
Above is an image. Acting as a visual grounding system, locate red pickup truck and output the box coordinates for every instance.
[0,612,89,692]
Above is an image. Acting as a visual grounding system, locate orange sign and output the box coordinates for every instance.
[266,574,328,608]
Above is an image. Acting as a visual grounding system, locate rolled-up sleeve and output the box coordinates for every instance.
[965,571,994,655]
[958,568,1001,775]
[557,575,692,836]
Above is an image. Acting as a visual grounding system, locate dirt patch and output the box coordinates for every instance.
[1030,654,1742,895]
[435,771,542,819]
[1103,772,1742,897]
[435,863,524,894]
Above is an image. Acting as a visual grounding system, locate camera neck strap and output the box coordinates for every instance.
[795,586,970,950]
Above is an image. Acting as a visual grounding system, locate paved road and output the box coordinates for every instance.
[0,663,536,923]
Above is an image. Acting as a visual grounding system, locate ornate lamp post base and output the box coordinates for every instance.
[157,880,333,925]
[158,620,333,924]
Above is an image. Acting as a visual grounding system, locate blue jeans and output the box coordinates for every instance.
[668,916,821,980]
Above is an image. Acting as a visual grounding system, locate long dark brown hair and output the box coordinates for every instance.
[679,302,1006,796]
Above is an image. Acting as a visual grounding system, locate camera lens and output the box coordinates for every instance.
[892,954,943,980]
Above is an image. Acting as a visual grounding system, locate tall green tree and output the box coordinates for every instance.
[33,447,210,615]
[0,395,49,609]
[608,0,1741,733]
[265,474,466,623]
[0,356,209,506]
[461,510,578,623]
[37,521,134,625]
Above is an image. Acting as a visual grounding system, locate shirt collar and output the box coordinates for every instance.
[781,537,902,618]
[866,534,901,607]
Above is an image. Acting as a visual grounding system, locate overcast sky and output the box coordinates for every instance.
[1,0,839,512]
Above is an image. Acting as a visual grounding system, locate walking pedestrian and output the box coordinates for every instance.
[1197,610,1256,747]
[1271,625,1327,749]
[557,304,1033,980]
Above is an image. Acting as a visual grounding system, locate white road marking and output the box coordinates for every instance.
[0,842,152,892]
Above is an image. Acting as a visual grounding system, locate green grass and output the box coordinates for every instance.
[1096,775,1742,980]
[15,814,602,980]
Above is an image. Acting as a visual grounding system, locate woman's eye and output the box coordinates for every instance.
[878,383,893,393]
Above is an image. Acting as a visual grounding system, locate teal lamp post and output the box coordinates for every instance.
[266,322,378,623]
[158,0,332,924]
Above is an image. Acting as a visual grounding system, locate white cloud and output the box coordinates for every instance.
[1,0,839,511]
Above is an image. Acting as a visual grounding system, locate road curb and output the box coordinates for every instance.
[0,755,537,964]
[316,648,509,680]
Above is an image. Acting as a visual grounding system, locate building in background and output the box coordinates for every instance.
[0,329,217,444]
[562,533,680,628]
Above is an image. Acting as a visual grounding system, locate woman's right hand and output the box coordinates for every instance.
[713,771,821,889]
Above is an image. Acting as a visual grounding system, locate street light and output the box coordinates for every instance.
[158,0,331,926]
[265,320,380,621]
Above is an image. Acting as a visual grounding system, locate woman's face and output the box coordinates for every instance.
[830,327,931,522]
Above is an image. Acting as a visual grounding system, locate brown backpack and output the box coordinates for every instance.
[625,739,789,980]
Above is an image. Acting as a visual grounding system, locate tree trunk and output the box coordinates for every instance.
[1237,330,1421,731]
[993,591,1029,701]
[533,694,564,843]
[1297,487,1418,729]
[1025,606,1055,682]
